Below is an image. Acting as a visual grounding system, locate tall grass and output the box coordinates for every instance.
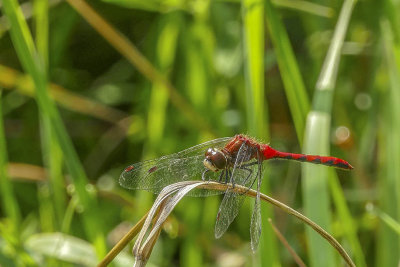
[1,0,107,259]
[0,91,21,226]
[379,18,400,266]
[0,0,399,266]
[242,0,279,266]
[265,0,310,144]
[301,1,358,267]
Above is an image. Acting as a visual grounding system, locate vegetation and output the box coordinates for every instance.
[0,0,399,266]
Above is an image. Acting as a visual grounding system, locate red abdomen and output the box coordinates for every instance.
[262,145,353,170]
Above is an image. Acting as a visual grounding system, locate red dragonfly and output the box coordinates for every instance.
[120,134,352,251]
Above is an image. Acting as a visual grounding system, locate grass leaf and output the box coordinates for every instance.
[301,0,357,266]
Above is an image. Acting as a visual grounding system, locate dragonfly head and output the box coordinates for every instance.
[203,147,228,172]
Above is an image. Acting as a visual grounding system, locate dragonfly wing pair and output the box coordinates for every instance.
[119,137,232,196]
[214,142,263,251]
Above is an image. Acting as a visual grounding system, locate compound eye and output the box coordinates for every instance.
[205,147,215,156]
[204,147,227,170]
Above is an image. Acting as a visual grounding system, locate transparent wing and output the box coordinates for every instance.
[119,137,232,196]
[215,143,260,238]
[250,150,263,251]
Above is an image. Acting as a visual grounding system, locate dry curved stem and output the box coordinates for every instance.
[97,212,148,267]
[100,181,355,267]
[8,162,46,181]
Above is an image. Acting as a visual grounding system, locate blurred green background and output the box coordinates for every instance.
[0,0,399,266]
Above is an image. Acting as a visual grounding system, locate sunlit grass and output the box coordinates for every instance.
[301,1,359,266]
[2,0,107,258]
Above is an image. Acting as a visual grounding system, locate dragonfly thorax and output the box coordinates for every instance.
[203,147,230,172]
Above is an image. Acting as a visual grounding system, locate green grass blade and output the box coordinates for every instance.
[375,208,400,235]
[301,0,357,266]
[34,0,66,232]
[182,25,209,111]
[0,91,21,226]
[314,1,357,93]
[328,170,367,267]
[382,16,400,230]
[316,2,366,264]
[40,115,66,228]
[302,113,334,266]
[33,0,49,66]
[377,18,400,265]
[147,13,180,149]
[272,0,334,18]
[243,0,266,137]
[384,0,400,42]
[242,0,279,265]
[1,0,36,76]
[1,0,107,257]
[265,0,310,143]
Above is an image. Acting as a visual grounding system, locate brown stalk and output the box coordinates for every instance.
[0,64,128,124]
[97,212,149,267]
[8,162,47,182]
[268,218,306,267]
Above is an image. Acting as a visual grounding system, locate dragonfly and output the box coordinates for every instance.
[120,134,353,251]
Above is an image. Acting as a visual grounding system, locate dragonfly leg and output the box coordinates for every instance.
[246,152,263,193]
[202,169,210,181]
[226,169,233,186]
[238,161,260,189]
[218,170,225,182]
[241,167,253,185]
[249,173,257,189]
[240,161,258,168]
